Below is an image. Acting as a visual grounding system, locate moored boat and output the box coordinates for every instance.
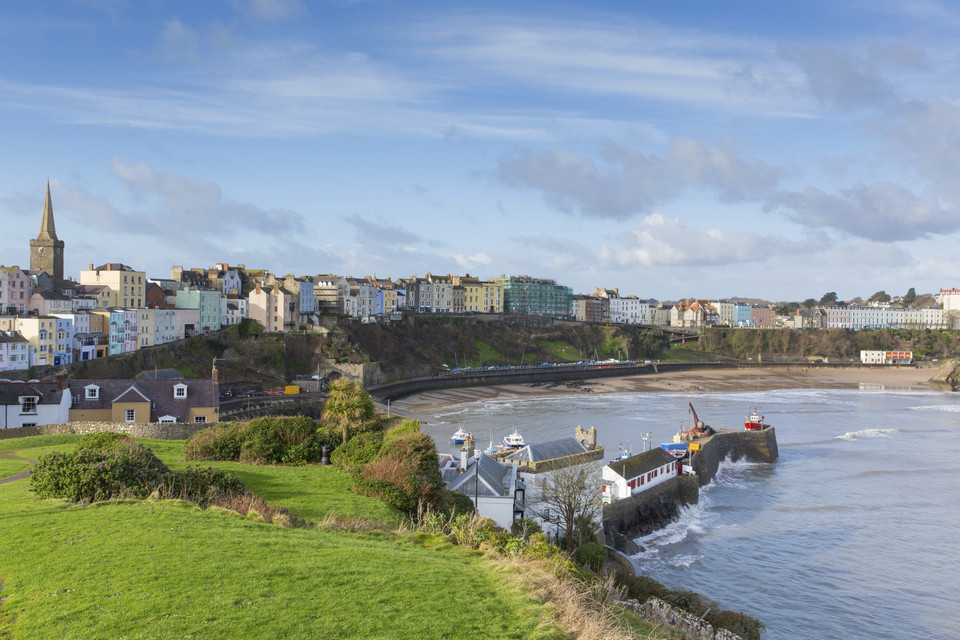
[502,429,525,449]
[660,442,689,459]
[450,427,471,445]
[745,408,766,430]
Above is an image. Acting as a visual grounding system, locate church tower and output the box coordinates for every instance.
[29,181,64,281]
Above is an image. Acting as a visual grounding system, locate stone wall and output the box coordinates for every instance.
[690,427,779,487]
[603,476,684,554]
[316,359,383,387]
[0,421,212,441]
[617,598,743,640]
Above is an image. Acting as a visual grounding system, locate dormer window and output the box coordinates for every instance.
[174,383,188,399]
[20,396,38,414]
[85,384,100,400]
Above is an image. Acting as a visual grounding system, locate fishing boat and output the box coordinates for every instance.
[450,427,472,445]
[745,408,766,430]
[502,429,525,449]
[609,443,631,463]
[660,442,689,459]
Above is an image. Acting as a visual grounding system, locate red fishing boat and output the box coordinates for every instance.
[745,408,766,430]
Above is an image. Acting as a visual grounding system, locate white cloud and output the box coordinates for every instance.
[497,139,780,219]
[765,182,959,241]
[230,0,308,22]
[597,213,808,268]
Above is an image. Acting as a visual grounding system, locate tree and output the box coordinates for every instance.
[869,290,891,303]
[820,292,838,305]
[321,378,377,444]
[903,287,917,306]
[529,461,603,551]
[802,298,818,309]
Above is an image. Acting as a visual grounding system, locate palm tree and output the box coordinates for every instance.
[322,378,376,444]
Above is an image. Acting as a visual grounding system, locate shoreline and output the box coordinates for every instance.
[392,364,943,415]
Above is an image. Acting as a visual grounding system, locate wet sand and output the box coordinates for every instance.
[392,364,941,415]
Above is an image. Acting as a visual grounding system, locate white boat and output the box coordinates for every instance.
[450,427,471,445]
[502,429,525,448]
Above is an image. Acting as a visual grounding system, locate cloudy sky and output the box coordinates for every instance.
[3,0,960,301]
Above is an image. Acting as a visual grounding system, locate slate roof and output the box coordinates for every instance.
[68,378,217,423]
[605,448,678,480]
[0,381,64,406]
[503,437,591,463]
[447,453,513,498]
[135,369,186,381]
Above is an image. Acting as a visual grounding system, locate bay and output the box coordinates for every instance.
[419,386,960,640]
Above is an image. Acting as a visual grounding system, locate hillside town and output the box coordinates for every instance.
[3,184,960,373]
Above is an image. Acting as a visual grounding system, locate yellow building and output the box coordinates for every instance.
[68,379,219,424]
[137,308,156,349]
[14,317,57,366]
[482,281,503,314]
[79,263,147,308]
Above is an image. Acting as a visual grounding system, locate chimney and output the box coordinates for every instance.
[211,362,219,383]
[88,263,94,270]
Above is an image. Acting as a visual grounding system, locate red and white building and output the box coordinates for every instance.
[602,448,683,503]
[860,350,914,365]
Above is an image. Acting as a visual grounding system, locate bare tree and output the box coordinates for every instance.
[529,461,603,551]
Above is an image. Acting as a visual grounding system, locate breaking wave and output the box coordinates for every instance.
[835,428,900,441]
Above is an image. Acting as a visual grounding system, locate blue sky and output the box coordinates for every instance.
[3,0,960,302]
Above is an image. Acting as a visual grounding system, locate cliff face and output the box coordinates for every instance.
[928,359,960,391]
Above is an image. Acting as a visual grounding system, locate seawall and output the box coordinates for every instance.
[603,426,778,554]
[690,427,779,486]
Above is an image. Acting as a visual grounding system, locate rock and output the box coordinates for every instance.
[928,359,960,391]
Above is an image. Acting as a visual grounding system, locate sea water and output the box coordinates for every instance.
[419,387,960,640]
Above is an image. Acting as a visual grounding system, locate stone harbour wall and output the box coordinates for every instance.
[0,421,213,441]
[618,598,743,640]
[603,476,685,554]
[690,427,779,487]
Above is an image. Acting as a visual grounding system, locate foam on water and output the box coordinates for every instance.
[835,428,900,441]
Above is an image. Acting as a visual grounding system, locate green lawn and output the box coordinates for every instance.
[0,435,562,639]
[0,458,29,478]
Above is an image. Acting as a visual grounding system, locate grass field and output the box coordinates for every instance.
[0,457,29,478]
[0,435,564,639]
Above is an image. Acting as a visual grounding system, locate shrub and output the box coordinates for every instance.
[240,416,321,465]
[574,541,605,572]
[382,419,420,447]
[511,518,543,538]
[355,432,444,513]
[183,423,243,461]
[330,431,384,471]
[75,431,131,453]
[612,573,667,603]
[31,442,170,503]
[158,466,246,505]
[704,610,765,640]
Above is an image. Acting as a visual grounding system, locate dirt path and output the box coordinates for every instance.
[0,452,35,485]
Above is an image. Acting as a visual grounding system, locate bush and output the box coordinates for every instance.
[511,518,543,538]
[184,423,244,461]
[75,431,131,453]
[355,432,444,513]
[704,610,765,640]
[159,466,245,505]
[574,541,605,572]
[31,442,170,503]
[382,419,420,447]
[612,573,667,603]
[330,431,384,471]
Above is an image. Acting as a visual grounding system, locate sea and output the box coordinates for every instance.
[418,386,960,640]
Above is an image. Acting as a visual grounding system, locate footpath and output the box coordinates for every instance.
[0,452,35,485]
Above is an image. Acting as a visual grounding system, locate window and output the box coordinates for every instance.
[85,385,99,399]
[194,416,206,423]
[125,409,135,422]
[174,384,188,399]
[159,415,177,423]
[20,397,37,414]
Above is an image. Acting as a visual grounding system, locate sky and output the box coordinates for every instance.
[3,0,960,302]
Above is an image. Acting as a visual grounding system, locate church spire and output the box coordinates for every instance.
[37,180,58,241]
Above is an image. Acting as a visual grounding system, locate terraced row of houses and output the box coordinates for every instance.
[2,184,959,372]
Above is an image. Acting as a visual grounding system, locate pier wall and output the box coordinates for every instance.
[690,427,779,486]
[603,427,777,552]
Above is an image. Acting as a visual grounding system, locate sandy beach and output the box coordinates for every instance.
[392,364,943,415]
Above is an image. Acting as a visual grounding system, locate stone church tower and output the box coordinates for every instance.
[29,181,64,281]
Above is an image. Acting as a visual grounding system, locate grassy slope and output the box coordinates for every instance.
[0,437,561,640]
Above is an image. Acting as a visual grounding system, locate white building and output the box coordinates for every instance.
[602,448,683,503]
[860,350,914,365]
[0,380,71,428]
[441,451,522,530]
